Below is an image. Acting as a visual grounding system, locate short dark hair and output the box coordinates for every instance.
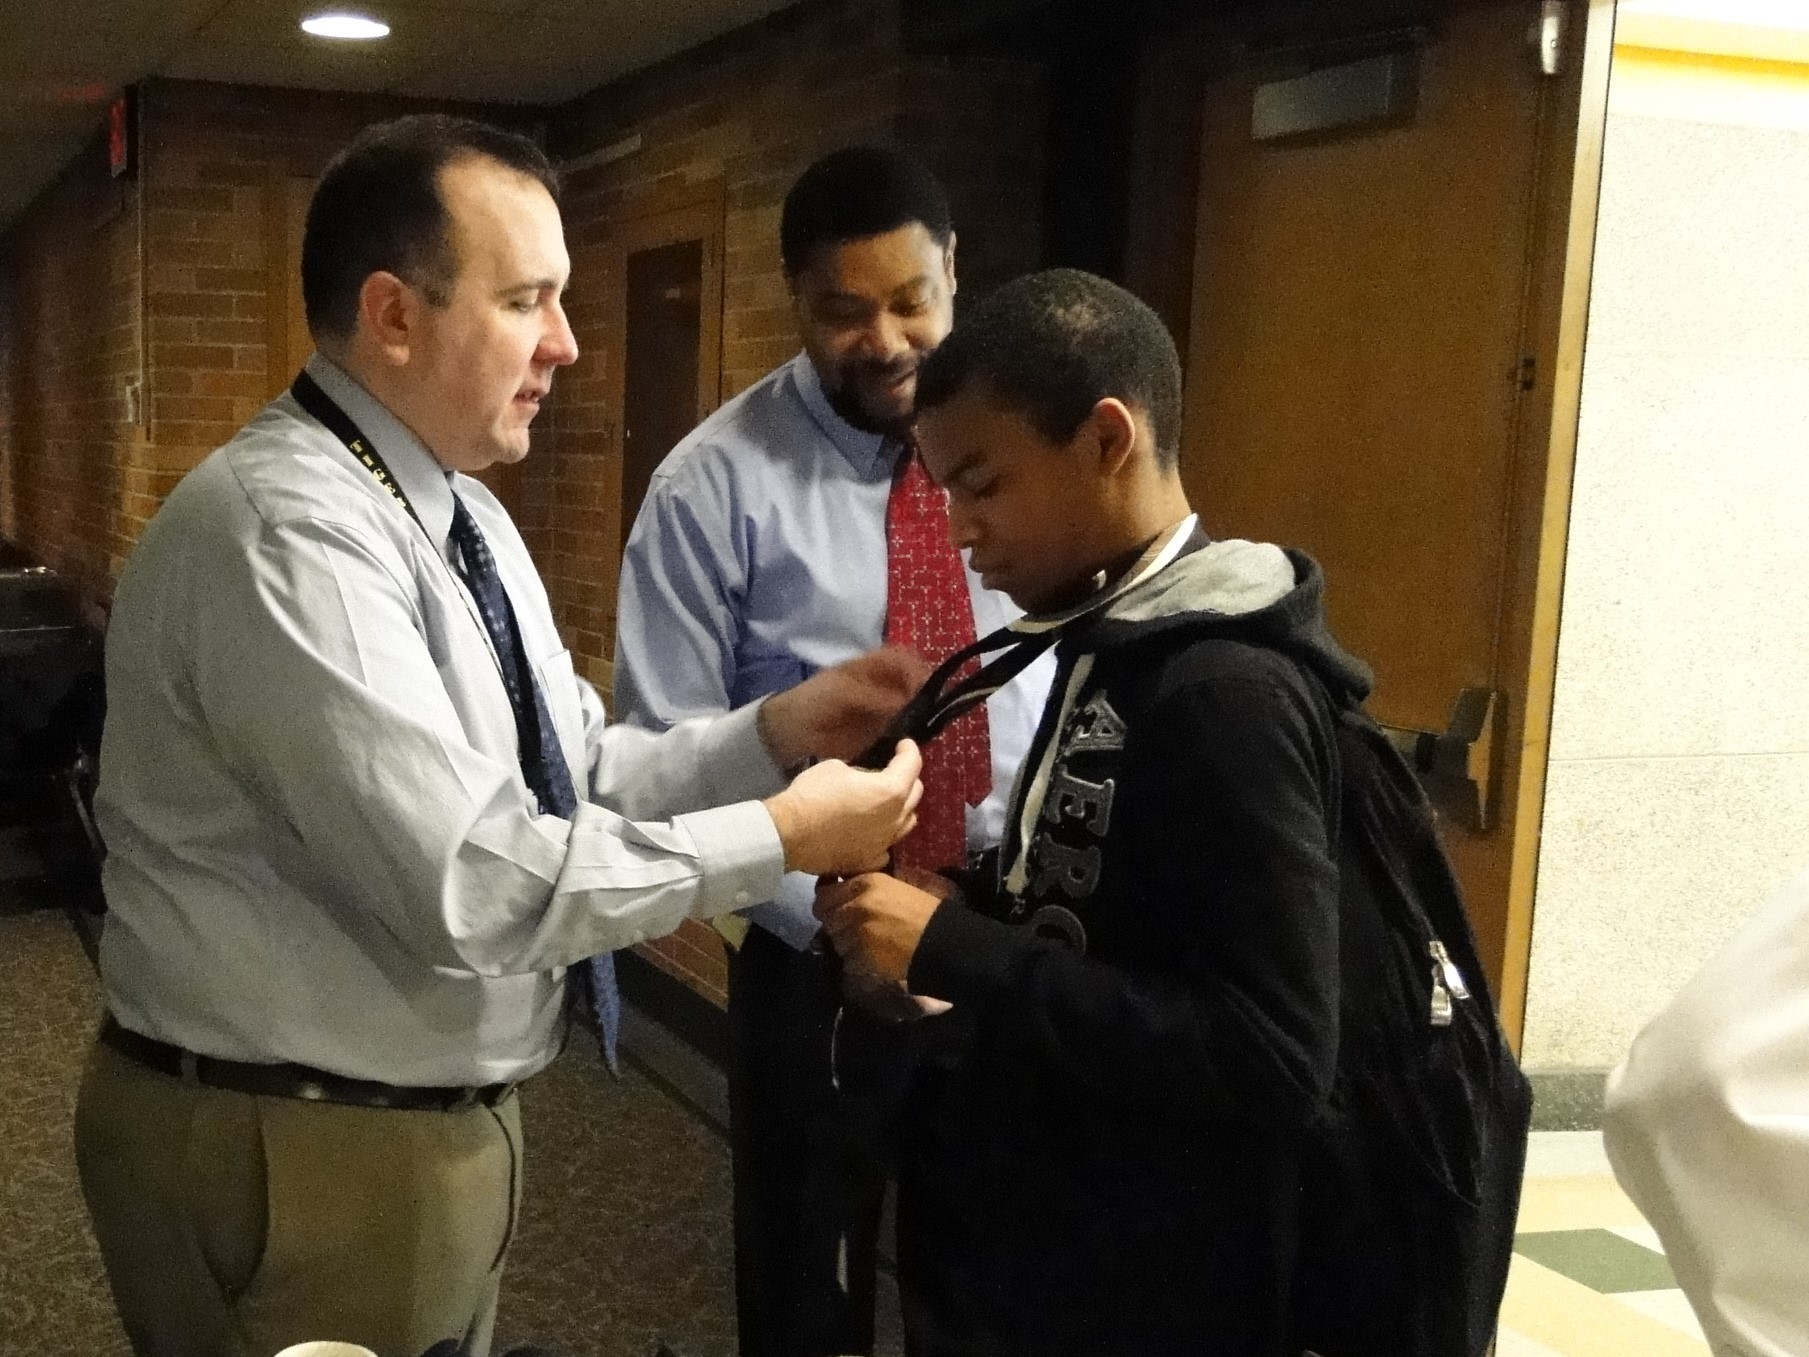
[916,269,1184,467]
[302,114,559,343]
[779,146,952,277]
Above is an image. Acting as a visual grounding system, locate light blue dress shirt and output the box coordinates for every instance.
[614,352,1056,948]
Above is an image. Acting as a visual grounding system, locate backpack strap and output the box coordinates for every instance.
[1331,704,1504,1016]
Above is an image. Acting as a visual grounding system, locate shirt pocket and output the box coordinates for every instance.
[534,646,584,783]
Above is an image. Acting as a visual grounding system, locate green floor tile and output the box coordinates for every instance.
[1514,1228,1677,1293]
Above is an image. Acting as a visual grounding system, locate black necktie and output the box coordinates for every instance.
[448,494,620,1070]
[855,620,1061,770]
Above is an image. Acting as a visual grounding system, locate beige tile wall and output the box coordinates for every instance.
[1523,52,1809,1068]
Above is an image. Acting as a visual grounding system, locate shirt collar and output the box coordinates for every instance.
[303,352,458,553]
[788,351,899,477]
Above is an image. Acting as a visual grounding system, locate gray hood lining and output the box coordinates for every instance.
[1097,538,1296,625]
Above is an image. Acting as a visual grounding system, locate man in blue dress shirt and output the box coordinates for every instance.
[614,148,1052,1356]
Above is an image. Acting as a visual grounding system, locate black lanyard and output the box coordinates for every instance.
[853,621,1062,769]
[290,370,427,538]
[856,521,1204,768]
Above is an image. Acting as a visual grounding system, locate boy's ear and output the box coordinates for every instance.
[1088,397,1139,476]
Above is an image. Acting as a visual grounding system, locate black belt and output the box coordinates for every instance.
[99,1016,518,1113]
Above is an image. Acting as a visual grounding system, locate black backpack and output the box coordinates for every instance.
[1290,703,1533,1357]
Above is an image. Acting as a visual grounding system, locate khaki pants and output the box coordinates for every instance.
[73,1038,523,1357]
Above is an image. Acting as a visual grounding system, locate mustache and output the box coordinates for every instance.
[842,355,920,386]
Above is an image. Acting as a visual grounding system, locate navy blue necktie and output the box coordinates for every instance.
[449,495,620,1072]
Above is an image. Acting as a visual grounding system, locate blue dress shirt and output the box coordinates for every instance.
[614,352,1055,948]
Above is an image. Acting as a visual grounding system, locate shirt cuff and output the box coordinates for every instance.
[907,898,1023,1005]
[743,873,826,949]
[675,799,786,921]
[698,699,789,806]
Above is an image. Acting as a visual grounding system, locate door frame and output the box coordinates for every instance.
[583,179,728,416]
[264,172,315,402]
[1490,0,1617,1039]
[577,176,727,556]
[547,173,726,697]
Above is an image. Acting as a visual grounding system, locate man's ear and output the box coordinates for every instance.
[785,268,815,336]
[1089,397,1139,476]
[357,271,415,368]
[943,231,958,296]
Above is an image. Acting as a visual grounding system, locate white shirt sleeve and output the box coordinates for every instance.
[190,511,785,978]
[1603,865,1809,1357]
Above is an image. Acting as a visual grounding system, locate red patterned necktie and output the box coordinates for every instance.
[884,437,991,873]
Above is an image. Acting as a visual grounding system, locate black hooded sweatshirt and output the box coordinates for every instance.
[907,525,1373,1357]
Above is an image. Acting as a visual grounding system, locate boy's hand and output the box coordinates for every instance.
[838,966,952,1022]
[889,861,960,903]
[814,871,944,987]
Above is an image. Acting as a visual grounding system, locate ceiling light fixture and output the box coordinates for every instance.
[300,13,391,40]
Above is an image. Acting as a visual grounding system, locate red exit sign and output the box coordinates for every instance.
[108,92,134,179]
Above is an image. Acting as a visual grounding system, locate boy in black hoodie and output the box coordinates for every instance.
[816,269,1374,1356]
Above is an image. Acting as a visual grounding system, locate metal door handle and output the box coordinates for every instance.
[1379,686,1501,832]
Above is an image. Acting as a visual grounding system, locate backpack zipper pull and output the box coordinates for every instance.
[1431,940,1471,1000]
[1429,940,1470,1026]
[1430,968,1454,1027]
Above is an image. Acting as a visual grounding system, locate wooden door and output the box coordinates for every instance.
[266,174,315,400]
[621,237,711,532]
[1181,0,1614,1038]
[568,180,726,571]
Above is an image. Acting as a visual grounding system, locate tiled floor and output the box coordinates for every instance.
[1498,1132,1708,1357]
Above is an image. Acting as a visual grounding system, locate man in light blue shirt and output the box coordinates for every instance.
[615,147,1052,1357]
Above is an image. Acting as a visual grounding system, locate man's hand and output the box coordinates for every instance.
[763,740,923,877]
[758,646,932,768]
[814,871,944,988]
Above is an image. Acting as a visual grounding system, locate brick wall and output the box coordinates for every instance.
[0,80,534,599]
[140,81,285,518]
[533,0,1046,1005]
[0,128,144,603]
[0,5,1052,1011]
[551,0,905,395]
[141,82,538,546]
[897,53,1048,301]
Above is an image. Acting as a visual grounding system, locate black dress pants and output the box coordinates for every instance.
[728,925,964,1357]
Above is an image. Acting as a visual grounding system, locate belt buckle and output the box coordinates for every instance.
[447,1081,513,1111]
